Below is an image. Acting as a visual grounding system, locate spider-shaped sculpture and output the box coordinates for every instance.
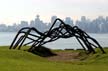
[9,18,105,54]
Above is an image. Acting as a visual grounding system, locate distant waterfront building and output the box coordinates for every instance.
[64,17,73,26]
[35,15,40,23]
[34,15,41,30]
[76,16,87,30]
[12,23,19,31]
[20,21,28,27]
[34,15,47,32]
[51,16,57,24]
[105,16,108,32]
[30,20,35,27]
[81,16,86,22]
[75,20,80,25]
[0,24,7,32]
[97,16,105,23]
[106,16,108,22]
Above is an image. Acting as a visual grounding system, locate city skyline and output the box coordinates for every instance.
[0,0,108,25]
[0,15,108,33]
[0,15,107,25]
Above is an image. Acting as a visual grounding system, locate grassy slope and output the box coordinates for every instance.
[0,46,108,71]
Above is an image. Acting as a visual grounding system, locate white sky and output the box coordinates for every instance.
[0,0,108,25]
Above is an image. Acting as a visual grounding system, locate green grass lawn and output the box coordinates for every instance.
[0,46,108,71]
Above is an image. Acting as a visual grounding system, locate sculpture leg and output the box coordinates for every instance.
[89,37,106,54]
[76,37,87,52]
[13,36,24,49]
[9,31,21,49]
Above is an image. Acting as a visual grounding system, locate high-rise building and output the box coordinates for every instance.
[30,20,35,27]
[34,15,47,32]
[51,16,57,24]
[106,16,108,23]
[20,21,28,27]
[81,16,86,22]
[64,17,73,26]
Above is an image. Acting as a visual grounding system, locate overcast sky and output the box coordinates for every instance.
[0,0,108,25]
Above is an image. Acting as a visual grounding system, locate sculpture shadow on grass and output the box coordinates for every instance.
[28,46,57,57]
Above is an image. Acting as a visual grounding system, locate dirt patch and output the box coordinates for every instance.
[46,52,81,61]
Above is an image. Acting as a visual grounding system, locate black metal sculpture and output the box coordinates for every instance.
[9,18,105,54]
